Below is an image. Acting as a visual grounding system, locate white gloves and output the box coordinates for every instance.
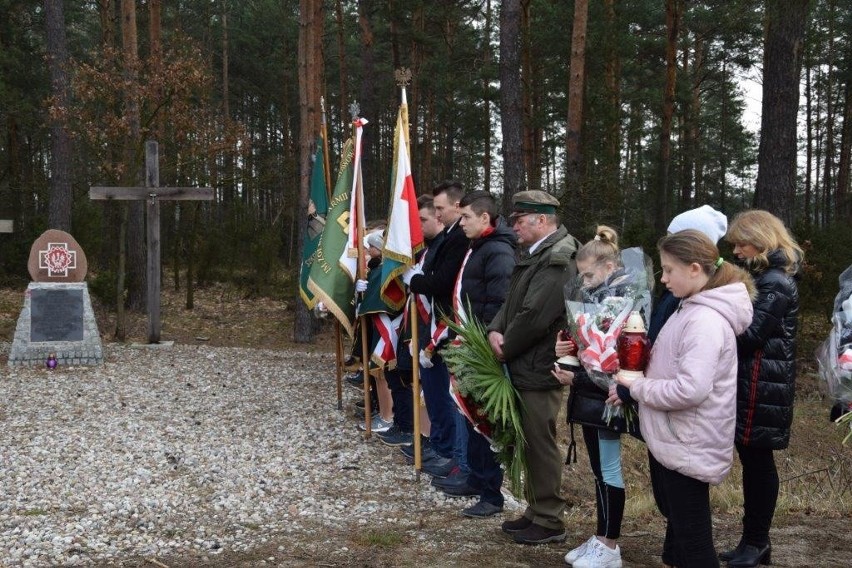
[403,266,423,286]
[355,279,368,293]
[419,350,434,368]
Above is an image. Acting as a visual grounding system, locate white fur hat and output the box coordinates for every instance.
[667,205,728,244]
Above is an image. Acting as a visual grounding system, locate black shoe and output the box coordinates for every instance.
[401,437,432,458]
[353,406,377,420]
[440,482,480,498]
[345,371,364,389]
[501,516,533,534]
[726,543,772,567]
[378,427,413,447]
[431,466,464,488]
[421,457,455,478]
[511,523,566,545]
[462,500,503,518]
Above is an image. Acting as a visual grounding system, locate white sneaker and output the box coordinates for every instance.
[358,415,393,433]
[571,538,622,568]
[565,535,596,564]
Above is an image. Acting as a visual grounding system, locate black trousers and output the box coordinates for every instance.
[736,442,778,547]
[465,420,504,507]
[649,452,719,568]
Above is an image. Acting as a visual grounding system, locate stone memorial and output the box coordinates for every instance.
[8,229,103,367]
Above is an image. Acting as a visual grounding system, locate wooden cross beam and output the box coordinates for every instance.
[90,140,213,344]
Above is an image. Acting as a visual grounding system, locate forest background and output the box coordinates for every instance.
[0,0,850,344]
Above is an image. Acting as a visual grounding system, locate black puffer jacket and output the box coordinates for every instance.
[735,250,799,449]
[459,222,517,326]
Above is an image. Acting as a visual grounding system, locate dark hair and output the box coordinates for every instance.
[459,190,498,226]
[658,229,756,298]
[417,194,435,212]
[432,179,465,203]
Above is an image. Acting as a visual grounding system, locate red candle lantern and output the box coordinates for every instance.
[556,329,581,370]
[617,311,649,379]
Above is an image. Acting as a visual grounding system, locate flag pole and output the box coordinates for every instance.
[396,68,421,478]
[350,102,372,438]
[322,97,344,412]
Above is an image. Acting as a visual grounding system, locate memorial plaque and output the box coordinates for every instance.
[30,288,84,342]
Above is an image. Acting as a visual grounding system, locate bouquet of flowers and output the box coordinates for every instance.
[816,264,852,443]
[564,247,654,427]
[441,314,528,496]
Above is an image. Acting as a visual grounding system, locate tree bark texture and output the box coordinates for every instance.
[499,0,525,217]
[295,0,324,343]
[654,0,682,235]
[121,0,147,311]
[754,0,809,225]
[44,0,73,232]
[565,0,588,207]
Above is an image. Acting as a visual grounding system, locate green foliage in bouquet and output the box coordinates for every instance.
[836,411,852,445]
[441,315,529,496]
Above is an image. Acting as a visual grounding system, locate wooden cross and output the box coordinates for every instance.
[90,140,213,344]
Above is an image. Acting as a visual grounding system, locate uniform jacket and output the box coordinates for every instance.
[488,225,580,391]
[630,283,753,485]
[459,222,517,326]
[735,250,800,449]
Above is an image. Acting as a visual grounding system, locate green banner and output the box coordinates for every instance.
[307,138,356,336]
[299,135,329,308]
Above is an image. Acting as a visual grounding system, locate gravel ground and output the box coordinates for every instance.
[0,343,518,567]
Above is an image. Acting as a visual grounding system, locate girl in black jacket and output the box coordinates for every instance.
[720,210,803,568]
[553,225,632,568]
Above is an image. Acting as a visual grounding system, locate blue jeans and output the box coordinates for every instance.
[419,356,456,459]
[385,369,413,433]
[452,409,470,473]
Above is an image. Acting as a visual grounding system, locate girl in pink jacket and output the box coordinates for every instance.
[616,230,755,568]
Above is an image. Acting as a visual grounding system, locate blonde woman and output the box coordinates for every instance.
[720,210,803,568]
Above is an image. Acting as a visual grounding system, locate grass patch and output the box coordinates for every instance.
[21,508,48,516]
[352,528,405,548]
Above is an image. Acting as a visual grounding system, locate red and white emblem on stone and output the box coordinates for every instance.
[39,242,77,277]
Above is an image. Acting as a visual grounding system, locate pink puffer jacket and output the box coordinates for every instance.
[630,283,753,485]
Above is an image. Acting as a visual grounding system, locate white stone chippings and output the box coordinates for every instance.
[0,342,472,565]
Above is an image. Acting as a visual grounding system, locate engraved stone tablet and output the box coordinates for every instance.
[30,288,85,342]
[8,282,103,367]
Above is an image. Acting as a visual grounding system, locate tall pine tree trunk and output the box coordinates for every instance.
[483,0,493,194]
[565,0,588,213]
[837,79,852,222]
[655,0,682,235]
[44,0,73,232]
[121,0,147,312]
[754,0,809,224]
[295,0,324,343]
[499,0,525,217]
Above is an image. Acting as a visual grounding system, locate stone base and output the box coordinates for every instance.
[8,282,104,367]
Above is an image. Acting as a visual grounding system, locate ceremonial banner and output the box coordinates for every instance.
[299,136,329,308]
[307,138,356,336]
[339,119,368,282]
[380,101,423,310]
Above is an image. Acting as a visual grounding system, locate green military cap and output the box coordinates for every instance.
[510,190,560,218]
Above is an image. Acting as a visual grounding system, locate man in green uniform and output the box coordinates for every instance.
[487,190,581,545]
